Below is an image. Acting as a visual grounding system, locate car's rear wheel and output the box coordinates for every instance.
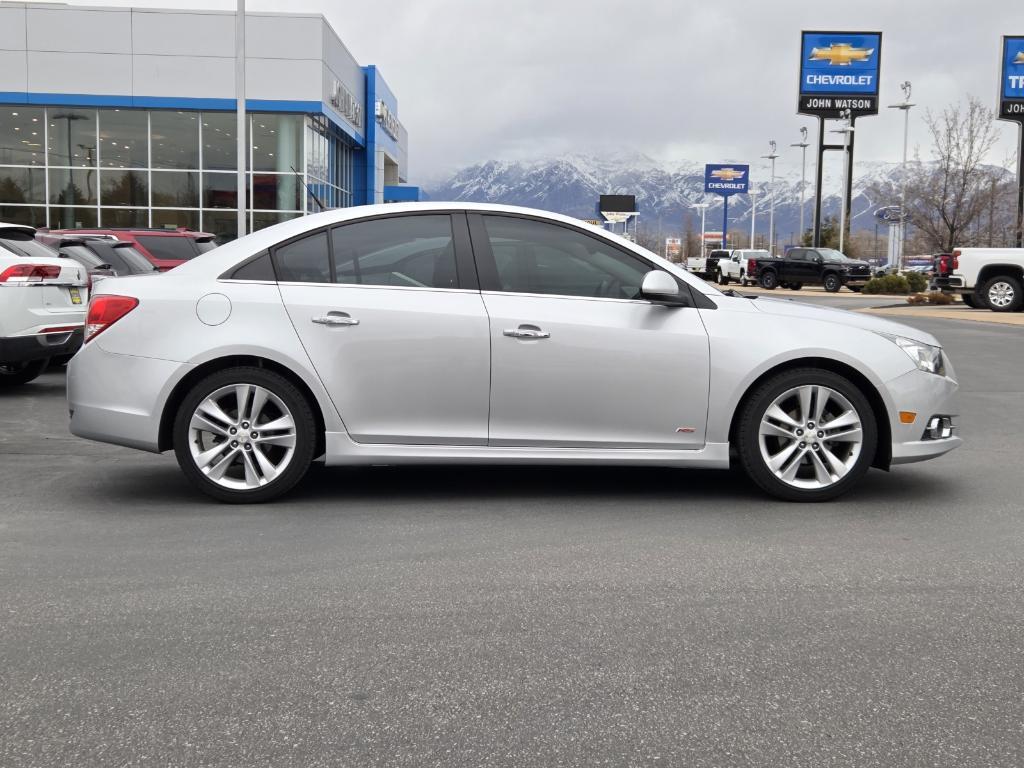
[736,368,877,502]
[173,366,316,503]
[979,275,1023,312]
[0,359,48,388]
[759,270,778,290]
[823,273,841,292]
[961,293,981,308]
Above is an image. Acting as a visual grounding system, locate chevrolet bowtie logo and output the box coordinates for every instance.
[809,43,874,66]
[710,168,746,181]
[1015,51,1024,64]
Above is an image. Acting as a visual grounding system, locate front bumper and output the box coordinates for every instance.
[0,328,83,365]
[67,341,191,453]
[885,366,961,465]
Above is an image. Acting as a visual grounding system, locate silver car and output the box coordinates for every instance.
[67,203,960,503]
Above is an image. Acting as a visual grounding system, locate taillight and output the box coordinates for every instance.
[952,250,960,270]
[85,295,139,343]
[747,259,758,272]
[0,264,62,282]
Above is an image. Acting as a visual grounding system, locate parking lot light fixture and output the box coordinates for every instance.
[747,187,760,248]
[692,202,710,260]
[761,141,779,255]
[791,127,811,242]
[888,81,915,271]
[830,111,855,254]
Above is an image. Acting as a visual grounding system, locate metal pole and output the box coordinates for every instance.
[235,0,246,240]
[813,118,825,247]
[762,140,779,254]
[889,82,915,269]
[792,127,809,242]
[722,195,729,252]
[749,189,757,248]
[1016,123,1024,248]
[836,111,852,254]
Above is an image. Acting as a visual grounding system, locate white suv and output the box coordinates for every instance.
[0,224,88,387]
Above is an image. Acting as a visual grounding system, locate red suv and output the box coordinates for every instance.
[43,228,217,271]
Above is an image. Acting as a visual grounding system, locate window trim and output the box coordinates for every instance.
[467,211,695,307]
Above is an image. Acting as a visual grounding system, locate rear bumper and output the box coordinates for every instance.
[0,328,83,365]
[935,276,966,291]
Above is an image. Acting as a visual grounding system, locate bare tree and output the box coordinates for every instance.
[901,97,1002,252]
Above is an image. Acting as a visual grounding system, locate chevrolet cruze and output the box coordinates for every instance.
[67,203,960,503]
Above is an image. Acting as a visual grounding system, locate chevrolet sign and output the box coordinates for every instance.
[329,79,363,129]
[704,164,749,195]
[799,30,882,118]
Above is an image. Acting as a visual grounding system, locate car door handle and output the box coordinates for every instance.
[312,312,359,327]
[503,326,550,339]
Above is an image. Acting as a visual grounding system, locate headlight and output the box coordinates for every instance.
[877,333,945,376]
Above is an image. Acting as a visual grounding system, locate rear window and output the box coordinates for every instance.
[134,235,199,261]
[110,244,157,273]
[194,239,217,254]
[59,244,107,269]
[0,230,59,260]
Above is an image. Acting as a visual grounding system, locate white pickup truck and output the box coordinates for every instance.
[718,249,771,286]
[1,223,88,386]
[938,247,1024,312]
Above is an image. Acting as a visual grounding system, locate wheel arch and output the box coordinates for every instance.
[977,264,1024,285]
[727,356,892,470]
[157,354,328,457]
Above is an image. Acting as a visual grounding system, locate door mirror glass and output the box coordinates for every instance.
[640,270,680,302]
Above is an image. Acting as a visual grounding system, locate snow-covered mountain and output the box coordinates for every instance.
[424,152,909,237]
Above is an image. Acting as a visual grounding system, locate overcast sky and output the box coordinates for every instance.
[77,0,1021,181]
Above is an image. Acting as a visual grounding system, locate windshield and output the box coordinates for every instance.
[0,231,60,260]
[818,249,848,263]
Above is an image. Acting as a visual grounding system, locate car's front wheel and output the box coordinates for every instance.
[736,368,878,502]
[823,273,841,292]
[173,366,316,503]
[717,269,729,286]
[0,359,48,388]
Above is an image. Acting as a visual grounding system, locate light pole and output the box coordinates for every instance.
[748,187,759,248]
[791,127,810,243]
[235,0,247,240]
[761,140,779,254]
[830,109,855,254]
[888,81,915,270]
[692,202,710,261]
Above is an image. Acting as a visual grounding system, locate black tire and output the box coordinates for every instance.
[961,293,980,308]
[740,276,748,287]
[172,366,317,503]
[0,359,48,388]
[736,367,878,502]
[759,270,778,290]
[823,273,841,293]
[788,283,803,291]
[717,269,729,286]
[979,275,1023,313]
[847,286,863,293]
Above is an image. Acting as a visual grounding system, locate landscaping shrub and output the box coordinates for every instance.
[906,291,955,306]
[863,274,910,294]
[905,271,929,293]
[906,293,928,305]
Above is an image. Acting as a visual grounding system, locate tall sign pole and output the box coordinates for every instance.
[704,164,750,252]
[797,30,882,247]
[998,35,1024,247]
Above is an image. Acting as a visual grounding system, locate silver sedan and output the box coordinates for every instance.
[67,203,960,503]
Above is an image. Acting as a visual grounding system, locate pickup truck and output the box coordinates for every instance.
[686,249,730,280]
[750,247,872,292]
[936,247,1024,312]
[718,249,771,286]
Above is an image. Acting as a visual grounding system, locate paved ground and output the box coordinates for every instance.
[2,316,1023,767]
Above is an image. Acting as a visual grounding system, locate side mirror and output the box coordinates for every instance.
[640,270,681,303]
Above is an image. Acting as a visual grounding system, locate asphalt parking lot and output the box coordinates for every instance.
[2,313,1023,767]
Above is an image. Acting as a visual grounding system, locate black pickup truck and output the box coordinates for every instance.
[749,247,872,293]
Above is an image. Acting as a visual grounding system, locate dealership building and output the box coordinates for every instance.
[0,2,417,240]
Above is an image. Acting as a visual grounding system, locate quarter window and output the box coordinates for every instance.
[481,215,651,299]
[330,215,457,289]
[274,230,331,283]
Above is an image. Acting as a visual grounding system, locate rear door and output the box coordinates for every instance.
[276,212,491,445]
[470,213,711,449]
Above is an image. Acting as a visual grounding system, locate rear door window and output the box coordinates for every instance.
[329,215,458,289]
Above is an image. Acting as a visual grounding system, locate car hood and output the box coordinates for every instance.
[749,297,941,346]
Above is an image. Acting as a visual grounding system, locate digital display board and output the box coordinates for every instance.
[798,30,882,117]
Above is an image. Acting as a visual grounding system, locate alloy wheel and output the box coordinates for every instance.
[758,384,863,490]
[987,281,1015,309]
[187,383,297,490]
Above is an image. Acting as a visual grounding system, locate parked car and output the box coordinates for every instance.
[935,248,1024,312]
[68,203,961,504]
[686,249,730,279]
[52,236,160,288]
[752,247,872,292]
[44,227,216,271]
[0,223,88,386]
[718,249,770,286]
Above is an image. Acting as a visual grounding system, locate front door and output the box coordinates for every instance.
[277,213,490,445]
[470,213,711,449]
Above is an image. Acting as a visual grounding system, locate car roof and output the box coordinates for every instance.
[0,222,36,236]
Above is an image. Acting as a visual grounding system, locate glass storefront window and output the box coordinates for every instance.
[201,210,238,243]
[201,112,237,171]
[0,167,46,204]
[48,109,97,167]
[51,206,98,229]
[0,205,46,227]
[151,111,199,169]
[98,109,148,168]
[253,210,302,232]
[101,169,148,207]
[252,114,302,173]
[251,173,300,211]
[101,207,148,227]
[202,172,243,209]
[152,209,200,231]
[0,108,46,166]
[152,170,199,207]
[48,167,97,206]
